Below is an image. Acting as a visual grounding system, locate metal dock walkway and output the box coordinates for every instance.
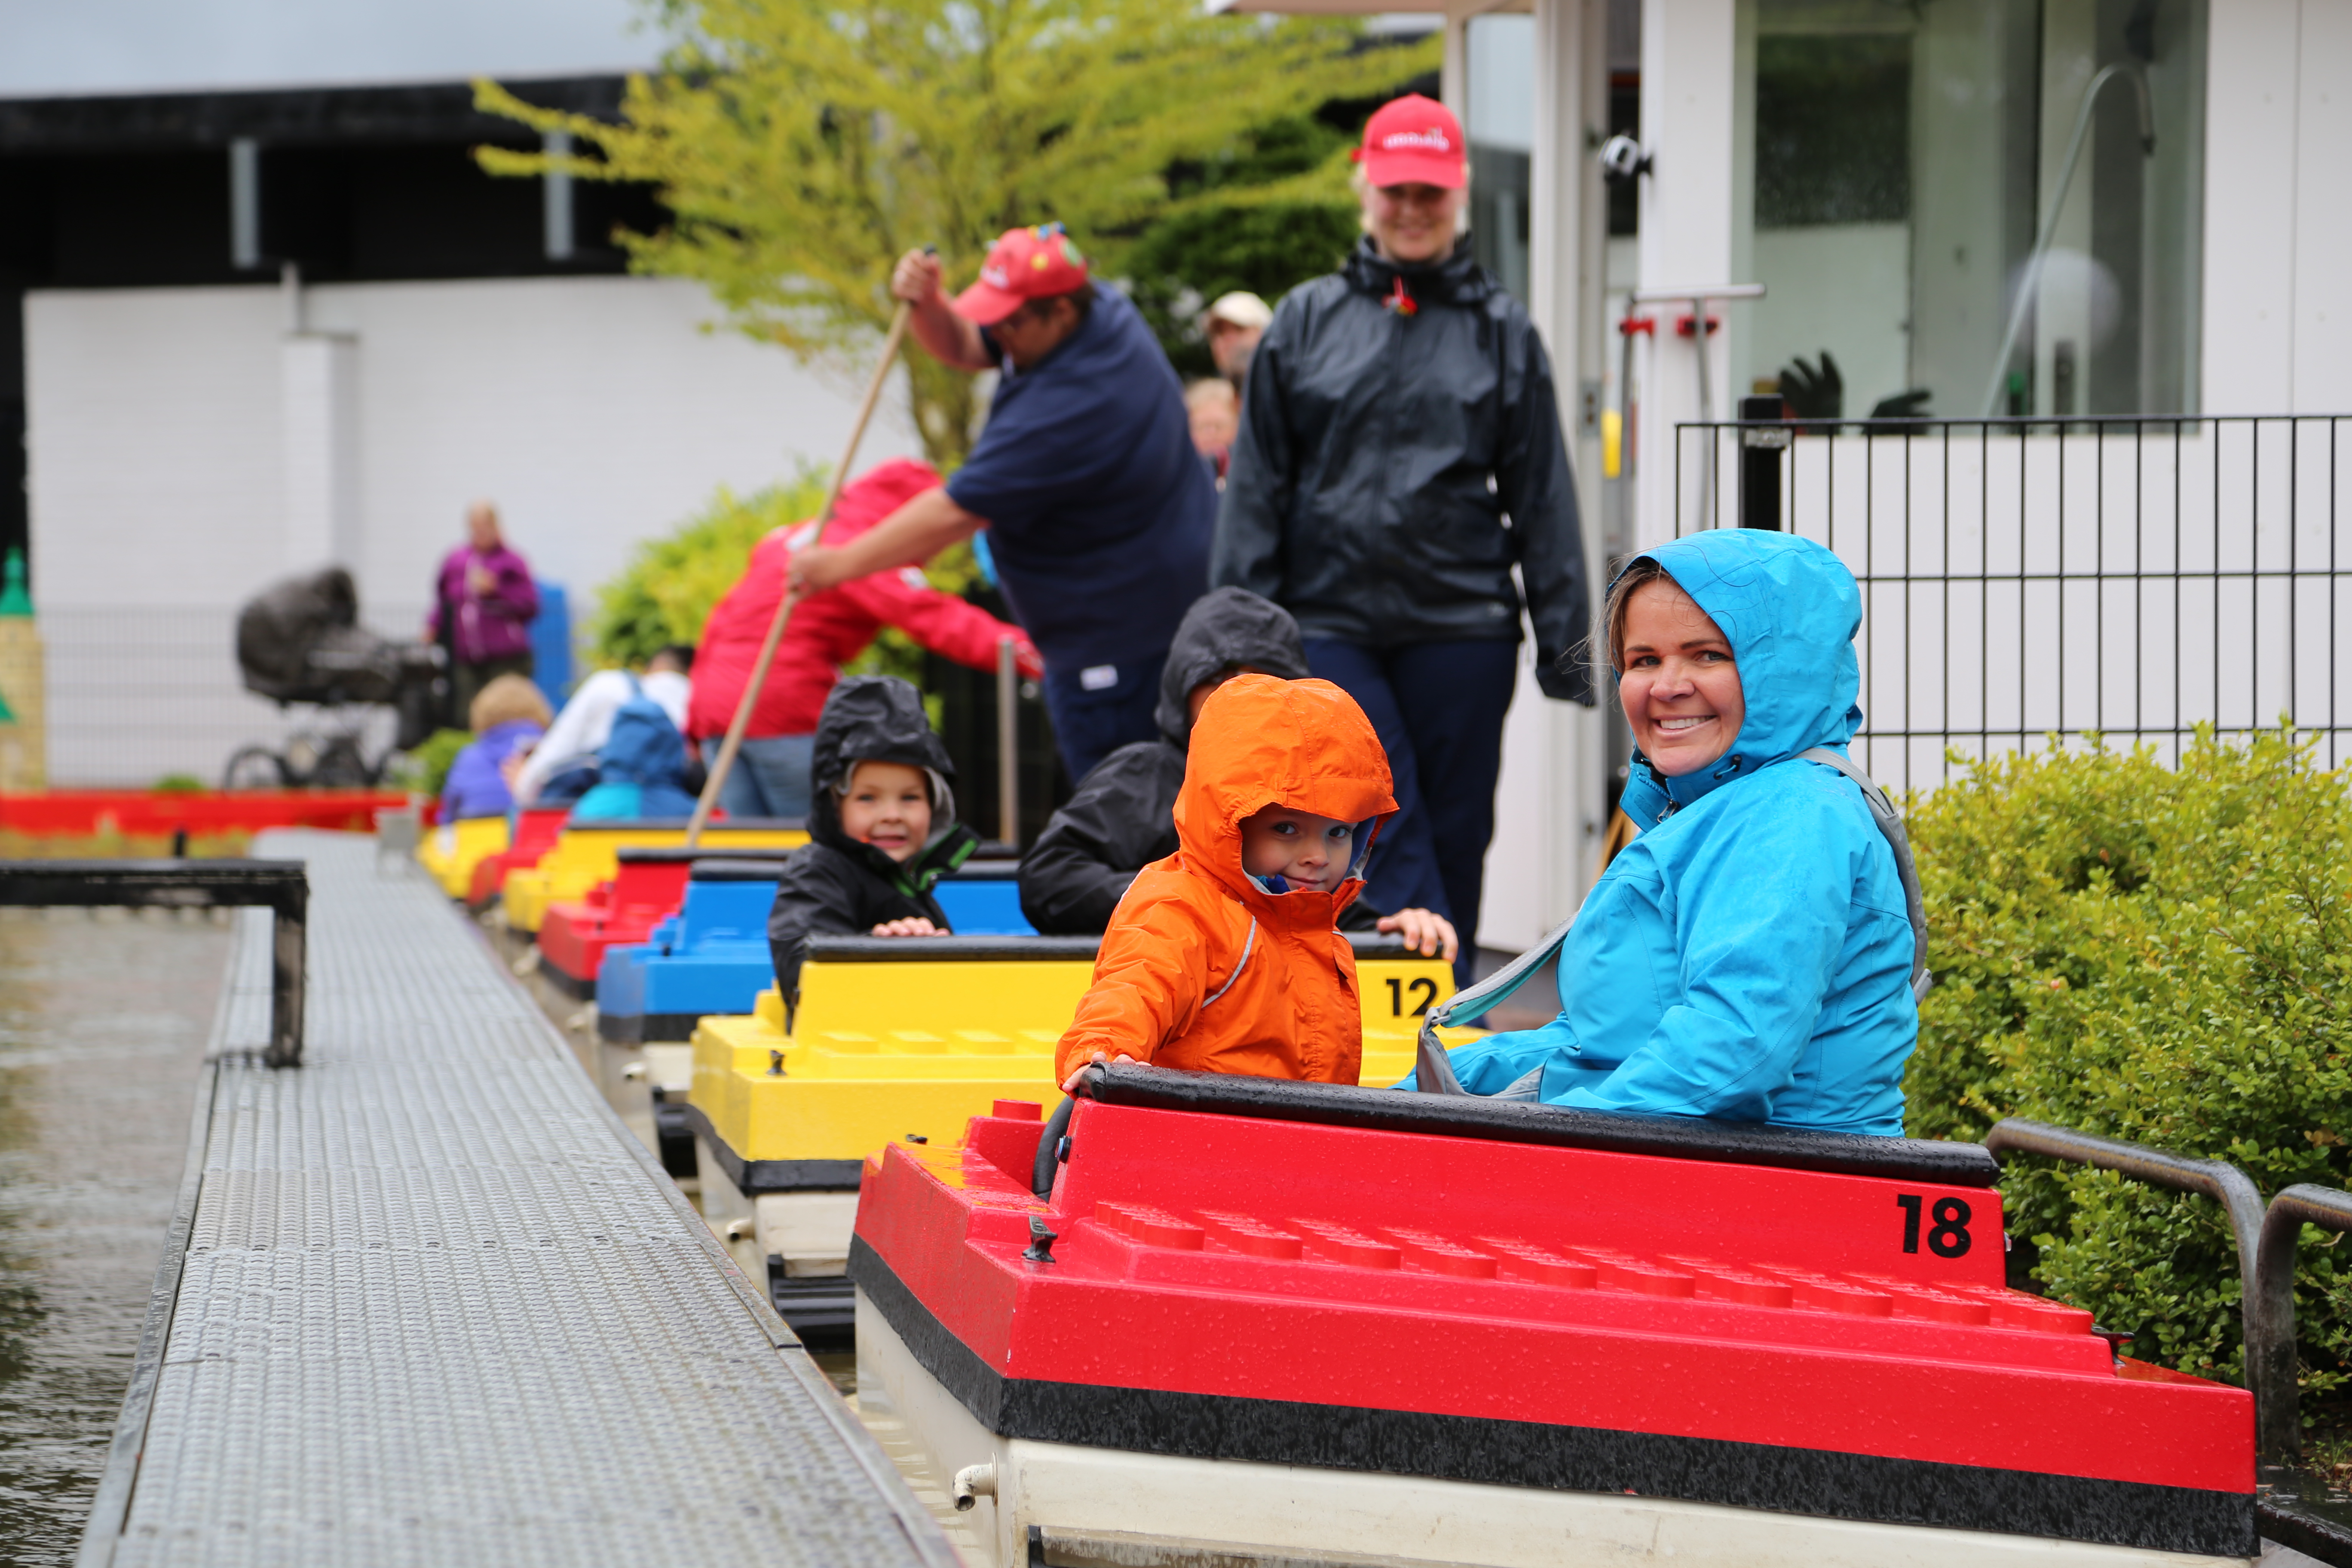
[77,831,960,1567]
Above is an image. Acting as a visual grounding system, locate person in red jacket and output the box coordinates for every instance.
[688,458,1042,820]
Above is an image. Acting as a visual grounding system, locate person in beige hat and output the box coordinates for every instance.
[1201,291,1273,392]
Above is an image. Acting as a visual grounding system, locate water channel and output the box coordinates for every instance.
[0,910,228,1566]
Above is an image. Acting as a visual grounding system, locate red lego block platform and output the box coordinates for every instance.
[538,845,796,997]
[465,807,567,908]
[849,1064,2255,1559]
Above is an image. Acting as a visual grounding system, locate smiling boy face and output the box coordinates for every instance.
[1237,804,1355,894]
[838,760,933,862]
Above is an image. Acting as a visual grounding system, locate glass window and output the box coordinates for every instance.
[1731,0,2206,419]
[1467,12,1534,302]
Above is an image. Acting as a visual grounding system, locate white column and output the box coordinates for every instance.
[281,331,361,570]
[1633,0,1738,549]
[2290,0,2349,412]
[2199,0,2297,414]
[1480,0,1607,953]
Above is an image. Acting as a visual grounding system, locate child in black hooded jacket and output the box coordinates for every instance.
[766,676,978,1004]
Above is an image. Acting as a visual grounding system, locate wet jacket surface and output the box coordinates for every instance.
[686,460,1039,741]
[1018,587,1309,935]
[1054,674,1396,1086]
[766,677,979,1000]
[439,719,542,821]
[1213,238,1593,704]
[1411,530,1919,1135]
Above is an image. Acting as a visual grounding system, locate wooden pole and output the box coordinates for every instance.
[685,300,914,846]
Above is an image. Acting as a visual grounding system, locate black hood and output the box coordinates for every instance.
[808,676,975,885]
[1340,235,1496,309]
[1153,587,1311,743]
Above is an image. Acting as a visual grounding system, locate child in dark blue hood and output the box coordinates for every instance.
[765,677,980,1004]
[1404,530,1919,1136]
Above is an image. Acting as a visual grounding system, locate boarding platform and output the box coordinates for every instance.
[77,831,956,1567]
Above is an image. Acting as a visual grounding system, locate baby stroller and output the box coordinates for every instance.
[224,567,444,789]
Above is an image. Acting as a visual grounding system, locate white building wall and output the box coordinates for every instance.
[24,273,919,784]
[1479,0,1613,953]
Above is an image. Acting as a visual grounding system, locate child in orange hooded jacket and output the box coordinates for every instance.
[1054,674,1398,1088]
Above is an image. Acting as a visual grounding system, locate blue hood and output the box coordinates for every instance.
[1620,530,1864,823]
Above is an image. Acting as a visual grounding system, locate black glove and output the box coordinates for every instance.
[1868,389,1932,421]
[1779,352,1843,420]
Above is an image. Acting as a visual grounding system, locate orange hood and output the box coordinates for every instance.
[1174,674,1397,913]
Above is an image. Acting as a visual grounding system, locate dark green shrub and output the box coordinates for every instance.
[586,472,982,714]
[1906,727,2352,1409]
[588,475,829,668]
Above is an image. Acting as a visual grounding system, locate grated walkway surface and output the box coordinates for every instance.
[80,832,957,1568]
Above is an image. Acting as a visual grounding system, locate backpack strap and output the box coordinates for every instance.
[1797,747,1933,1003]
[1411,904,1581,1096]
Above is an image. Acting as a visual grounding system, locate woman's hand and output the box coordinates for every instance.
[1377,907,1459,963]
[870,916,944,937]
[1060,1049,1138,1095]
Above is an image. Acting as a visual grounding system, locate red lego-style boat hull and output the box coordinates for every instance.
[849,1064,2254,1566]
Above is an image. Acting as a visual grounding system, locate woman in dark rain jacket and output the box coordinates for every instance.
[1213,94,1592,978]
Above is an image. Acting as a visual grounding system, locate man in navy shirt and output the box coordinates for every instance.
[790,224,1215,781]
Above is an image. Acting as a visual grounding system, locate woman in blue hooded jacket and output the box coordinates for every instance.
[1405,528,1918,1136]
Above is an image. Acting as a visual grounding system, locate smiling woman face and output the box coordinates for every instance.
[1617,576,1745,777]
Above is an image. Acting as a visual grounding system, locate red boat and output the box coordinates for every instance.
[849,1063,2254,1568]
[536,845,793,1000]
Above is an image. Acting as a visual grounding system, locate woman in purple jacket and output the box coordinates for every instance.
[427,502,540,727]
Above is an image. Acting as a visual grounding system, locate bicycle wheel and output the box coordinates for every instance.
[222,745,289,791]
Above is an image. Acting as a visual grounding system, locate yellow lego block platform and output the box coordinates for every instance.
[689,933,1474,1171]
[417,815,508,899]
[500,821,807,933]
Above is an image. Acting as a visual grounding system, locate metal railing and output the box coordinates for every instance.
[0,859,309,1066]
[1672,415,2352,792]
[40,605,423,786]
[1985,1116,2352,1472]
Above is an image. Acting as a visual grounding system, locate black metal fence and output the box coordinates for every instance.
[41,605,420,787]
[1670,415,2352,792]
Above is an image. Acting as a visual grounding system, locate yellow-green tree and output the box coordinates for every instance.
[478,0,1433,464]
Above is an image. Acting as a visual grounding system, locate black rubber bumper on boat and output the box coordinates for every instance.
[1080,1061,2005,1187]
[848,1235,2256,1559]
[681,1100,863,1193]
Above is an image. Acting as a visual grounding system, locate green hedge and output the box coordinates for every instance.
[588,474,830,668]
[1906,727,2352,1410]
[587,474,984,715]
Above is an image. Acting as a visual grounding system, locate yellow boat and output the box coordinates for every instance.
[499,818,808,934]
[416,814,508,900]
[685,931,1474,1332]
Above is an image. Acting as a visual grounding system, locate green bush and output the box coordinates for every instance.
[586,472,988,713]
[153,773,207,794]
[1907,726,2352,1410]
[389,729,473,800]
[588,473,831,668]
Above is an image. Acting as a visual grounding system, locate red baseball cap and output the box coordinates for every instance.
[952,224,1091,327]
[1352,94,1467,190]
